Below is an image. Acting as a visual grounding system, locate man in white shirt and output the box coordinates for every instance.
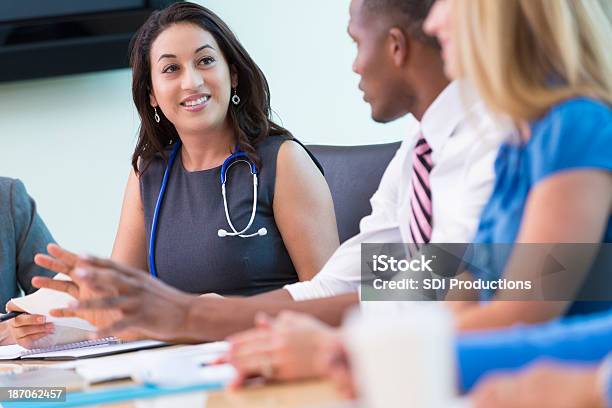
[192,0,506,335]
[31,0,505,342]
[285,80,501,301]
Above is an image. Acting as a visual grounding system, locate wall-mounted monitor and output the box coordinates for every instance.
[0,0,182,82]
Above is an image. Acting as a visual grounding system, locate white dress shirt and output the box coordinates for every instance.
[285,81,508,301]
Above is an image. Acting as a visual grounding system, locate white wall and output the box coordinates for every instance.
[0,0,413,255]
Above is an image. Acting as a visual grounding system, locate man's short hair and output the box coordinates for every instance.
[363,0,440,49]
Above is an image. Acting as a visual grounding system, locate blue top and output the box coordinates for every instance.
[456,309,612,392]
[0,178,55,312]
[472,98,612,314]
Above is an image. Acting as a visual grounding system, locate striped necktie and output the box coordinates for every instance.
[409,134,434,248]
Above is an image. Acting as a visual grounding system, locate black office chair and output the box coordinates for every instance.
[308,141,401,243]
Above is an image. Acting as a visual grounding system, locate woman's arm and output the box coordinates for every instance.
[457,170,612,330]
[457,310,612,392]
[273,141,340,281]
[110,169,148,270]
[11,179,55,293]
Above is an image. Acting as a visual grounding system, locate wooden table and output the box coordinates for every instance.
[104,379,345,408]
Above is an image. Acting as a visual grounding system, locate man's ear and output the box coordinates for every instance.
[388,27,409,67]
[230,65,238,88]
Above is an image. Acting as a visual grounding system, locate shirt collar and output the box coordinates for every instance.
[419,80,472,154]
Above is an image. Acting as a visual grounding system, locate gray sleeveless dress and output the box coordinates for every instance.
[140,135,299,296]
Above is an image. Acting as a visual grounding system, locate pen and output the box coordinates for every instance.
[0,311,25,323]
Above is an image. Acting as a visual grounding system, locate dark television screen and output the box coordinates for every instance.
[0,0,182,82]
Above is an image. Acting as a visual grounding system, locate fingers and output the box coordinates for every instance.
[329,364,357,399]
[80,255,141,278]
[13,323,55,339]
[9,312,55,349]
[212,353,229,365]
[470,376,509,408]
[49,308,78,318]
[33,243,79,276]
[47,244,79,268]
[230,338,278,362]
[34,254,71,276]
[73,267,140,294]
[228,328,272,348]
[5,301,24,313]
[229,350,281,385]
[11,313,46,328]
[17,333,53,350]
[115,330,145,342]
[67,295,139,313]
[228,372,250,390]
[228,331,282,380]
[31,277,79,298]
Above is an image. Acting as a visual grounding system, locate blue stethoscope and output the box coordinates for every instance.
[148,140,267,278]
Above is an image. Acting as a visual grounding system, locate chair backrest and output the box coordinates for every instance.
[308,142,401,243]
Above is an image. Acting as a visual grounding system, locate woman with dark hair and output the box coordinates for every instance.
[10,2,338,346]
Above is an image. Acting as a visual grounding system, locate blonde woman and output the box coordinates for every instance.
[423,1,612,406]
[423,0,612,329]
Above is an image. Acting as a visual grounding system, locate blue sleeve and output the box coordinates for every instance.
[10,179,55,295]
[529,98,612,183]
[457,309,612,392]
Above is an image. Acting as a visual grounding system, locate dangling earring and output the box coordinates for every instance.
[231,88,241,105]
[154,107,161,123]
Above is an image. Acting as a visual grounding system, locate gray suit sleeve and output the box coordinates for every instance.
[10,179,56,294]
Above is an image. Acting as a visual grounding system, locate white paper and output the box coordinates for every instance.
[0,344,27,360]
[11,273,96,332]
[60,341,229,384]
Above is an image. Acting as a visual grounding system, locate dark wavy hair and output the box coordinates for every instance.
[129,2,292,174]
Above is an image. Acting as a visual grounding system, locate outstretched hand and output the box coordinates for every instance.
[46,253,197,342]
[34,244,135,340]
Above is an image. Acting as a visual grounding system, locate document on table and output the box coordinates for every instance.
[0,339,166,360]
[57,341,230,384]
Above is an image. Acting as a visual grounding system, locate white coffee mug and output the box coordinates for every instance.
[344,303,457,408]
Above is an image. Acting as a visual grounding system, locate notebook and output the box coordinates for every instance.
[0,339,166,360]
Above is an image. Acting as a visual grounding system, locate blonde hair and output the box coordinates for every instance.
[453,0,612,122]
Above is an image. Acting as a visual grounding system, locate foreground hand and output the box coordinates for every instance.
[33,244,126,336]
[5,302,54,349]
[471,361,603,408]
[51,255,197,342]
[226,311,338,389]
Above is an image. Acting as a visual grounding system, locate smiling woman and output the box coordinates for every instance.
[10,2,340,348]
